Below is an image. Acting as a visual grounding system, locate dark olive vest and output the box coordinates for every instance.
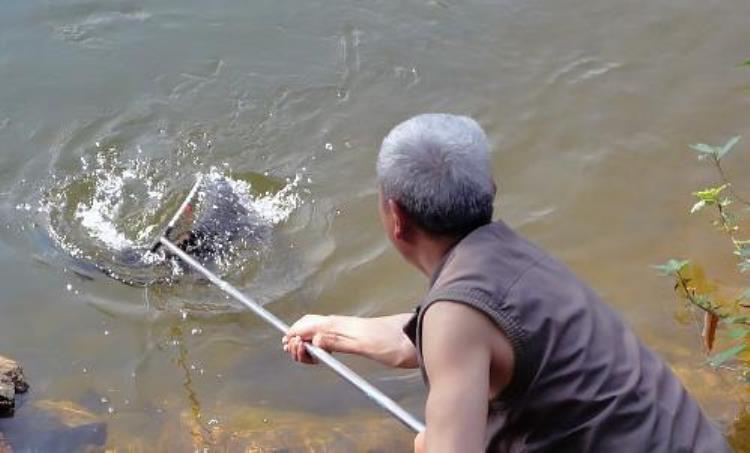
[404,221,729,452]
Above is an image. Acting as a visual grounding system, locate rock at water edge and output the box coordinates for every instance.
[0,379,13,417]
[0,356,28,393]
[0,355,29,418]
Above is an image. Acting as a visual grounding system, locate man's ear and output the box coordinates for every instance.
[387,199,410,241]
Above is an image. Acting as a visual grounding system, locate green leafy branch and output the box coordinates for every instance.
[654,259,748,318]
[656,135,750,371]
[655,259,750,368]
[690,136,750,209]
[688,137,750,272]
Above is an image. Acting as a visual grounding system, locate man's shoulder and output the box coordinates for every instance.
[421,300,511,359]
[421,300,515,393]
[430,220,551,305]
[423,299,499,334]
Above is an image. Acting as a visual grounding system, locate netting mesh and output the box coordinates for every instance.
[92,175,269,286]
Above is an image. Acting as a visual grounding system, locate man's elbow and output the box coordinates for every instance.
[392,336,419,368]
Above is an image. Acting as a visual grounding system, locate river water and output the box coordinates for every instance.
[1,0,749,450]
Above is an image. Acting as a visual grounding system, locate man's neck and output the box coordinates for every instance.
[412,234,462,278]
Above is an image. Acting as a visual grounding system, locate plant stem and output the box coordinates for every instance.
[675,271,715,314]
[713,157,750,207]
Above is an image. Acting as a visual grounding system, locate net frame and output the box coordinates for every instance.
[149,174,204,253]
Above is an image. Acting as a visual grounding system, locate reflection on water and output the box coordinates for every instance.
[1,0,749,449]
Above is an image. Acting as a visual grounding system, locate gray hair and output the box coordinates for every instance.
[377,113,495,236]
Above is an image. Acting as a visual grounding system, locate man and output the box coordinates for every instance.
[282,114,730,452]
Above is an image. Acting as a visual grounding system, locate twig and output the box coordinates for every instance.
[713,157,750,207]
[674,271,750,325]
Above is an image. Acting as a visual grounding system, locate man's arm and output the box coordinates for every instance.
[283,313,419,368]
[421,301,513,453]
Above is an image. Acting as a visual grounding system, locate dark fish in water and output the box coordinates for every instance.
[91,176,268,286]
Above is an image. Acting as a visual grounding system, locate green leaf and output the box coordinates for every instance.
[729,329,750,340]
[735,245,750,259]
[690,200,706,214]
[708,344,747,367]
[718,136,741,160]
[693,185,728,203]
[653,259,690,276]
[689,143,718,157]
[744,60,750,66]
[720,211,737,229]
[724,316,750,324]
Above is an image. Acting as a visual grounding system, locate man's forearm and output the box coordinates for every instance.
[284,312,418,368]
[326,313,418,368]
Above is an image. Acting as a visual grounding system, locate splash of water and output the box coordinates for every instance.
[218,169,301,226]
[75,171,134,251]
[42,144,302,285]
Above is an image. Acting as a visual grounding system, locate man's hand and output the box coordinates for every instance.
[282,315,324,364]
[282,313,419,368]
[282,314,357,364]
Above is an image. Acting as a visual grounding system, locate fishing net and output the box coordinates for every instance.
[95,174,268,286]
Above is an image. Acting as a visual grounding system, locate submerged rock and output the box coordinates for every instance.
[153,404,414,451]
[33,400,99,427]
[0,381,13,418]
[1,399,106,451]
[0,357,28,394]
[0,356,29,417]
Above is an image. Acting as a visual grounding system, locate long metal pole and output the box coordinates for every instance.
[159,237,426,433]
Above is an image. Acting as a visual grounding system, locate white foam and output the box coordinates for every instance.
[76,192,134,251]
[206,168,301,226]
[74,161,135,251]
[49,154,303,268]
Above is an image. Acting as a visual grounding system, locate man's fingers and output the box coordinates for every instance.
[288,336,317,364]
[301,344,318,364]
[292,336,303,362]
[282,315,333,365]
[296,338,307,362]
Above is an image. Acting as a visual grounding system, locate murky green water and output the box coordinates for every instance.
[1,0,749,450]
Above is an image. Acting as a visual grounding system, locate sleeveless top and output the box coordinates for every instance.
[403,221,729,452]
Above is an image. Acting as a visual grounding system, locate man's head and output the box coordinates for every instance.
[376,114,496,268]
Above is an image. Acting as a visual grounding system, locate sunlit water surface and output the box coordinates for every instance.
[1,0,750,450]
